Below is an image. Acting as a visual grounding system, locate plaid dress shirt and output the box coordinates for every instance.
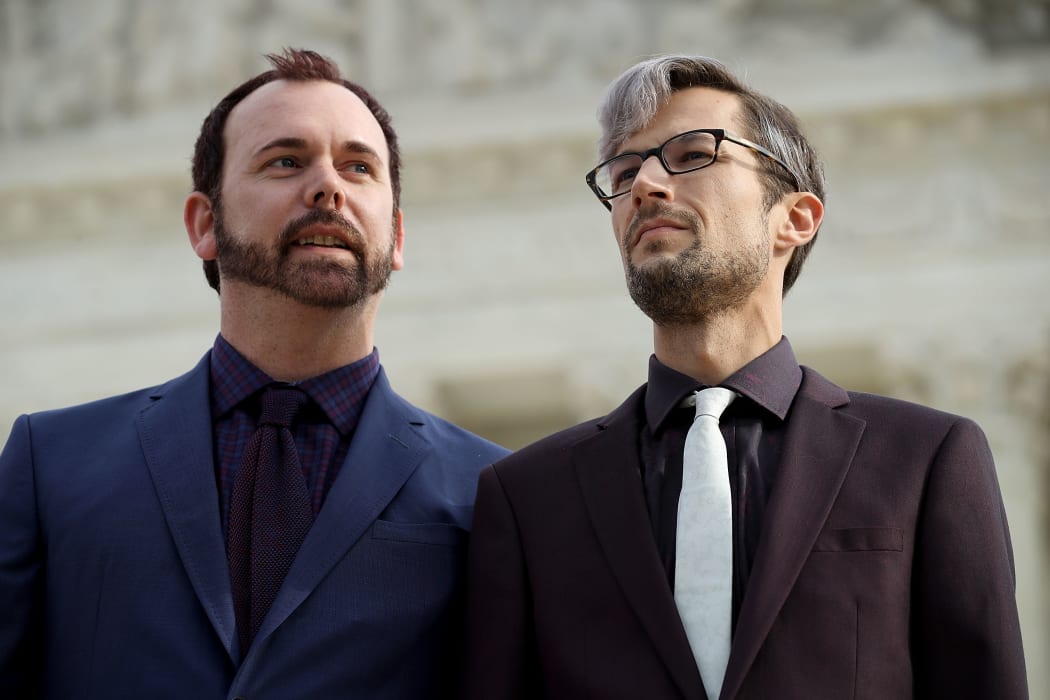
[209,334,380,537]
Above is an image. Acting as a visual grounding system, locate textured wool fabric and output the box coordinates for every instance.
[227,385,314,652]
[210,335,380,530]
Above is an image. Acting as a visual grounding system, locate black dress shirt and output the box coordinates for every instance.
[639,336,802,629]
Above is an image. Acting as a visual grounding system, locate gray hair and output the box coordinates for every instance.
[596,55,825,295]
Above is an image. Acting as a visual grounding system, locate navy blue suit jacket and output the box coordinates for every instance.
[0,352,508,699]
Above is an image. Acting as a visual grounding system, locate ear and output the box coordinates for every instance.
[773,191,823,253]
[391,209,406,271]
[184,191,218,261]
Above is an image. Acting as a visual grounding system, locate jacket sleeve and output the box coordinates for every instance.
[464,464,541,700]
[911,417,1028,699]
[0,416,45,696]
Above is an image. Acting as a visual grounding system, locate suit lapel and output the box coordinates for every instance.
[574,388,704,700]
[250,369,429,648]
[721,370,865,700]
[136,353,238,662]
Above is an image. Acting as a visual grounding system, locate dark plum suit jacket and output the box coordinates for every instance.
[0,353,508,699]
[466,366,1027,699]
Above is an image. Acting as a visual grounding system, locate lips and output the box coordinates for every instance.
[282,212,363,255]
[294,234,350,249]
[628,217,686,251]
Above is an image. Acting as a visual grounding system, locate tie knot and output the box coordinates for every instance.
[689,386,736,421]
[257,385,309,428]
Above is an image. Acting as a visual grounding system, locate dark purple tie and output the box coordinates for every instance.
[227,385,314,652]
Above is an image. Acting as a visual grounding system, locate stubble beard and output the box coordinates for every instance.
[624,204,770,327]
[213,205,396,310]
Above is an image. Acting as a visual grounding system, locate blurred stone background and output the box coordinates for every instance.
[1,0,1048,692]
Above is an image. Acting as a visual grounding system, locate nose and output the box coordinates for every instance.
[630,155,673,209]
[306,164,344,209]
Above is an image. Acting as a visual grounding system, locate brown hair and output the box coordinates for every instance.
[191,48,401,292]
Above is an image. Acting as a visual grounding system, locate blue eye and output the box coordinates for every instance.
[272,157,298,168]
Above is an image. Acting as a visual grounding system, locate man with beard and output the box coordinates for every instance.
[465,55,1027,699]
[0,49,507,699]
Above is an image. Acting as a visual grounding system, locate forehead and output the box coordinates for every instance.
[224,79,388,163]
[622,86,742,150]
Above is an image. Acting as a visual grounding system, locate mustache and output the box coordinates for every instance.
[278,209,365,253]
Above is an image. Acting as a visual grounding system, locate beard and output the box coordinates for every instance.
[624,203,769,326]
[213,205,396,310]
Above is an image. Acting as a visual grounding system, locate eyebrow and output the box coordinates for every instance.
[253,137,383,162]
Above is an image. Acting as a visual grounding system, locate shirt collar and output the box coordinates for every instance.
[644,336,802,432]
[209,334,381,436]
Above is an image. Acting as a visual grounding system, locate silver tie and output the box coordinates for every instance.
[674,387,737,700]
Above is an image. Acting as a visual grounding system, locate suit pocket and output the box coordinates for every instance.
[371,519,466,546]
[812,527,903,552]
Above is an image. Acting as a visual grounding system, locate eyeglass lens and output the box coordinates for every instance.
[597,131,718,198]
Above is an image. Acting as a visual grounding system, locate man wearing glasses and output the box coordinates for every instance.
[465,55,1027,699]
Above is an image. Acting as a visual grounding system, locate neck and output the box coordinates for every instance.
[652,302,782,386]
[218,283,380,382]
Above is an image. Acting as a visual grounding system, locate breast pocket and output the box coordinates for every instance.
[371,519,467,546]
[329,520,468,628]
[812,527,904,552]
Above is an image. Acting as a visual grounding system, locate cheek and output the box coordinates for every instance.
[359,201,398,240]
[611,211,631,246]
[611,228,629,263]
[229,195,284,238]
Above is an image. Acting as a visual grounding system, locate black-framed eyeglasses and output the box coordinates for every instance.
[585,128,802,210]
